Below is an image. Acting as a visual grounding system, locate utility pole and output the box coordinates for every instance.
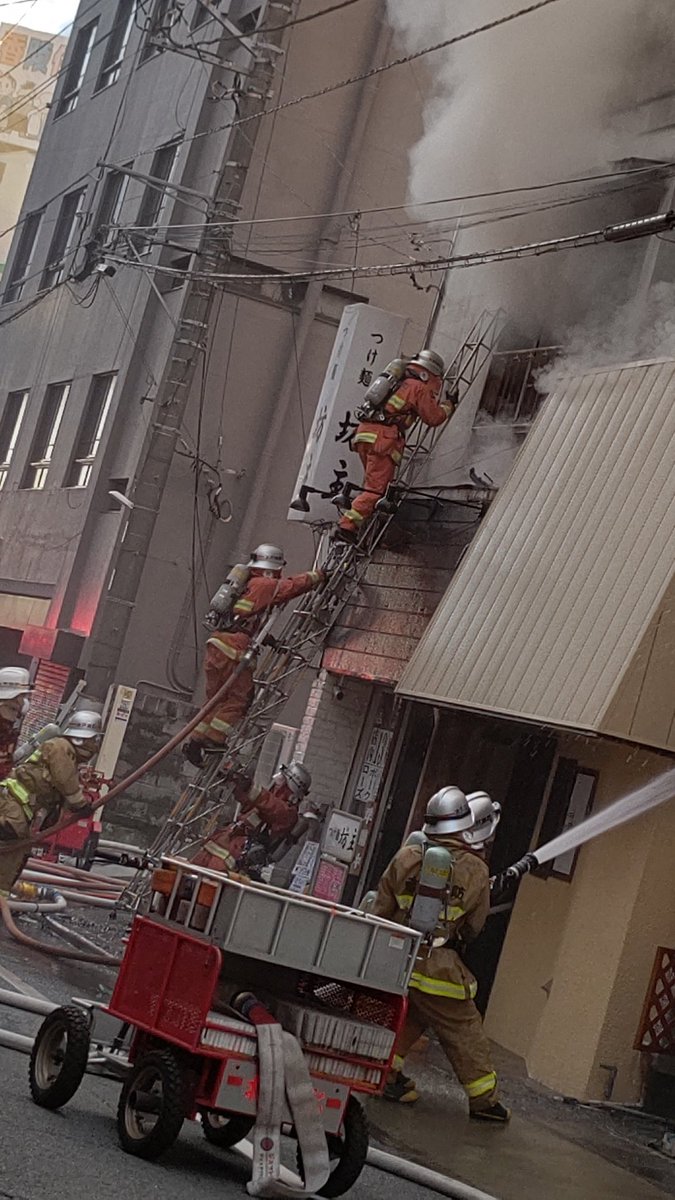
[83,6,290,700]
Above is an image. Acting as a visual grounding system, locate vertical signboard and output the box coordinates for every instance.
[288,304,408,525]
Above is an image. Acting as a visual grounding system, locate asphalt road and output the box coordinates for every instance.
[0,933,440,1200]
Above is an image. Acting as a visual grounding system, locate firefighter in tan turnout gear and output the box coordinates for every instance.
[372,786,510,1122]
[0,710,102,898]
[0,667,32,781]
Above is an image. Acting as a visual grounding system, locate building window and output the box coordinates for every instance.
[229,1,263,34]
[132,140,180,251]
[191,0,220,29]
[140,0,178,62]
[41,188,86,289]
[21,382,70,490]
[55,19,99,117]
[94,168,130,241]
[65,374,116,488]
[96,0,136,91]
[2,210,43,303]
[0,390,29,490]
[536,759,597,880]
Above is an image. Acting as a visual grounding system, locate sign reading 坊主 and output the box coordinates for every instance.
[288,304,408,525]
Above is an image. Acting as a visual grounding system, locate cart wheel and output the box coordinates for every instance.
[117,1049,186,1159]
[297,1094,369,1198]
[29,1005,90,1110]
[201,1111,255,1148]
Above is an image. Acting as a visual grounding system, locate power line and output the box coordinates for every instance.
[129,0,567,166]
[106,211,674,288]
[119,160,672,234]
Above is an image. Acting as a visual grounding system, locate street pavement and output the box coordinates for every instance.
[0,933,440,1200]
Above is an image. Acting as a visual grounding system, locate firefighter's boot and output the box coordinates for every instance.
[383,1069,419,1104]
[470,1101,511,1123]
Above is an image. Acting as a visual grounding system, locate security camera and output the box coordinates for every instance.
[333,683,345,702]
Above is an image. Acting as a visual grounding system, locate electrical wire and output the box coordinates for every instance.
[104,208,670,289]
[128,0,568,167]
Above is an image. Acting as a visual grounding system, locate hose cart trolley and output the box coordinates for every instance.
[28,856,421,1197]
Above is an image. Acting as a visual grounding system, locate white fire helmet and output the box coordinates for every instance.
[409,348,445,377]
[62,710,103,744]
[249,544,286,573]
[276,759,311,799]
[0,667,32,700]
[463,791,502,847]
[423,786,473,836]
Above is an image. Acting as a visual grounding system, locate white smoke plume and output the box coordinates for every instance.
[385,0,675,362]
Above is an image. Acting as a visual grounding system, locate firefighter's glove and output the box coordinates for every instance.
[490,871,517,905]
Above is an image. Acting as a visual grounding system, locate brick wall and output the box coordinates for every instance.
[296,669,372,812]
[102,688,197,846]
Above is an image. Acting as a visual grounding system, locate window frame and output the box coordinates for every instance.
[95,0,136,92]
[2,210,43,303]
[55,18,99,118]
[139,0,176,63]
[41,188,87,289]
[64,373,117,488]
[93,168,131,244]
[535,759,598,881]
[131,140,180,253]
[0,389,29,490]
[21,382,71,491]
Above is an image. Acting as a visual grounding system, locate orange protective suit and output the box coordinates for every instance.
[192,779,300,872]
[338,369,453,534]
[193,568,324,747]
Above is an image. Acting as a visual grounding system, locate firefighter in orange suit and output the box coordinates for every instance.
[372,786,510,1122]
[192,760,312,873]
[0,667,32,781]
[183,545,325,767]
[335,349,454,543]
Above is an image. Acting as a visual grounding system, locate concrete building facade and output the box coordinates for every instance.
[0,22,68,276]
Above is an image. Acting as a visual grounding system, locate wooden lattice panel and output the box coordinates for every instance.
[635,947,675,1054]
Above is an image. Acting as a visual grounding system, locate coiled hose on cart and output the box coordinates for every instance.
[0,660,252,964]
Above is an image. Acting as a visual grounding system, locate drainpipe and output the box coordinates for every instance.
[232,16,395,559]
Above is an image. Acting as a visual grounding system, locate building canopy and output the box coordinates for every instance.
[397,359,675,753]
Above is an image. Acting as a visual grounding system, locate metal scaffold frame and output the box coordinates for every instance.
[122,308,504,903]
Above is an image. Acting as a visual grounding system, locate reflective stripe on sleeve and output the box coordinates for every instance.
[395,893,414,911]
[354,431,378,445]
[344,509,365,525]
[233,598,255,613]
[387,394,407,411]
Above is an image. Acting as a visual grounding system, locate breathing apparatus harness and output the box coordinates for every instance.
[403,830,456,950]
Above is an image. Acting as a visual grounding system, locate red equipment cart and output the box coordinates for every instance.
[28,857,421,1197]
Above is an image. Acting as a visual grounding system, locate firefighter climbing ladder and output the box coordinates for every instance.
[123,309,504,902]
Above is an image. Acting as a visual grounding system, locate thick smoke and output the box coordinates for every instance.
[386,0,675,365]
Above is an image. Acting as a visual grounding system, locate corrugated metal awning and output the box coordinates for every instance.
[397,359,675,752]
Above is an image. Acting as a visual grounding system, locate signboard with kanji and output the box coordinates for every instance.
[288,304,408,524]
[312,857,349,903]
[322,809,363,865]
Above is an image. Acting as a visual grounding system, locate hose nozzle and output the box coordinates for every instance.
[506,852,539,881]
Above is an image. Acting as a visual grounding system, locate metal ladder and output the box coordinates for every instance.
[122,309,504,896]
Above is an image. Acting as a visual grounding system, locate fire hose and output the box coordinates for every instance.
[0,654,256,963]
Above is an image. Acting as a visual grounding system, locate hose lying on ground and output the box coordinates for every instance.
[0,895,121,966]
[0,657,251,860]
[0,665,253,963]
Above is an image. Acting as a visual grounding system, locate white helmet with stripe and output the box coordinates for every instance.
[463,791,502,847]
[0,667,31,700]
[423,785,472,836]
[249,544,286,573]
[62,710,103,743]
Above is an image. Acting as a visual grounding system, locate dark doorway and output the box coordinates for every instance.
[365,702,556,1011]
